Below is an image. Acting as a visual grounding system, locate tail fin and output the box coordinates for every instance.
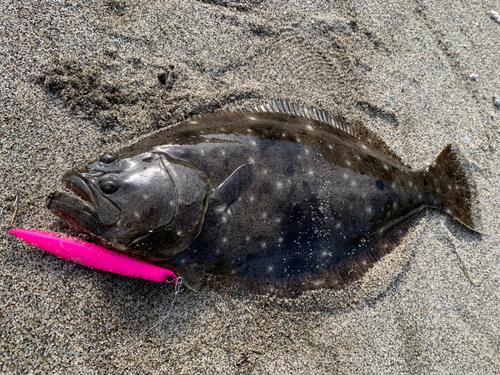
[427,144,476,230]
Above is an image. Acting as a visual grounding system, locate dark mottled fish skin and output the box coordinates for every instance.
[48,101,475,296]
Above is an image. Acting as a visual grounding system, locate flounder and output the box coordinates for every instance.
[48,101,476,295]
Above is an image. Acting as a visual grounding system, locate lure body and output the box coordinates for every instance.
[9,228,177,283]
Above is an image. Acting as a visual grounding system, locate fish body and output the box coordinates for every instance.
[48,101,475,295]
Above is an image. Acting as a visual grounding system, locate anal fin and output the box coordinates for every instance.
[206,218,416,297]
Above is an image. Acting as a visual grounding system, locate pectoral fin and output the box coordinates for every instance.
[210,163,254,206]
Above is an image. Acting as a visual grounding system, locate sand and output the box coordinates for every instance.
[1,0,499,373]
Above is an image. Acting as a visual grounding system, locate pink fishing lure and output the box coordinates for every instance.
[9,228,177,284]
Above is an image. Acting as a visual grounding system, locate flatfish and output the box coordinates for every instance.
[48,101,476,295]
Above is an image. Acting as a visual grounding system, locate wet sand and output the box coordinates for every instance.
[1,1,499,373]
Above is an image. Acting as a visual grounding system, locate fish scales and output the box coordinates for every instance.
[48,100,475,296]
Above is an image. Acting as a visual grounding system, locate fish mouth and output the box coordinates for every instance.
[48,172,101,234]
[65,179,94,208]
[48,190,102,235]
[63,172,98,209]
[48,171,119,234]
[53,172,97,213]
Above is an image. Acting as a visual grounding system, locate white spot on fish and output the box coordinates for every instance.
[262,212,267,219]
[221,150,226,156]
[343,173,348,179]
[263,169,269,175]
[222,237,228,243]
[366,207,372,214]
[200,149,205,155]
[328,145,333,149]
[250,140,257,146]
[222,216,228,223]
[346,160,351,166]
[335,223,342,229]
[276,217,282,223]
[307,125,314,130]
[296,138,301,143]
[276,182,283,189]
[169,201,175,206]
[262,242,267,248]
[248,157,255,164]
[246,236,251,242]
[308,170,314,176]
[362,192,367,199]
[142,194,149,200]
[250,196,255,202]
[409,182,413,188]
[267,265,273,272]
[305,149,310,154]
[278,237,284,243]
[177,230,183,236]
[383,164,388,170]
[351,180,357,187]
[134,212,140,219]
[249,117,256,121]
[189,121,198,124]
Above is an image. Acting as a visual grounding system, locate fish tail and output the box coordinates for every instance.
[427,144,476,230]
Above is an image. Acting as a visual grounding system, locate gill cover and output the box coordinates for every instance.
[127,153,211,259]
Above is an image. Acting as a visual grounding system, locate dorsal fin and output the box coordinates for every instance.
[248,100,404,165]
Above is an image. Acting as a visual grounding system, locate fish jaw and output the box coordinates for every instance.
[47,191,102,236]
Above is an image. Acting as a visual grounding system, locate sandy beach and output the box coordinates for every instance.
[1,0,499,373]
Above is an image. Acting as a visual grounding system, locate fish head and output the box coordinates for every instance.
[48,151,210,259]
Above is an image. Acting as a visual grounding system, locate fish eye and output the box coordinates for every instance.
[100,180,119,194]
[101,154,116,164]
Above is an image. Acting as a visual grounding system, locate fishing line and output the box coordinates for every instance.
[77,277,185,357]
